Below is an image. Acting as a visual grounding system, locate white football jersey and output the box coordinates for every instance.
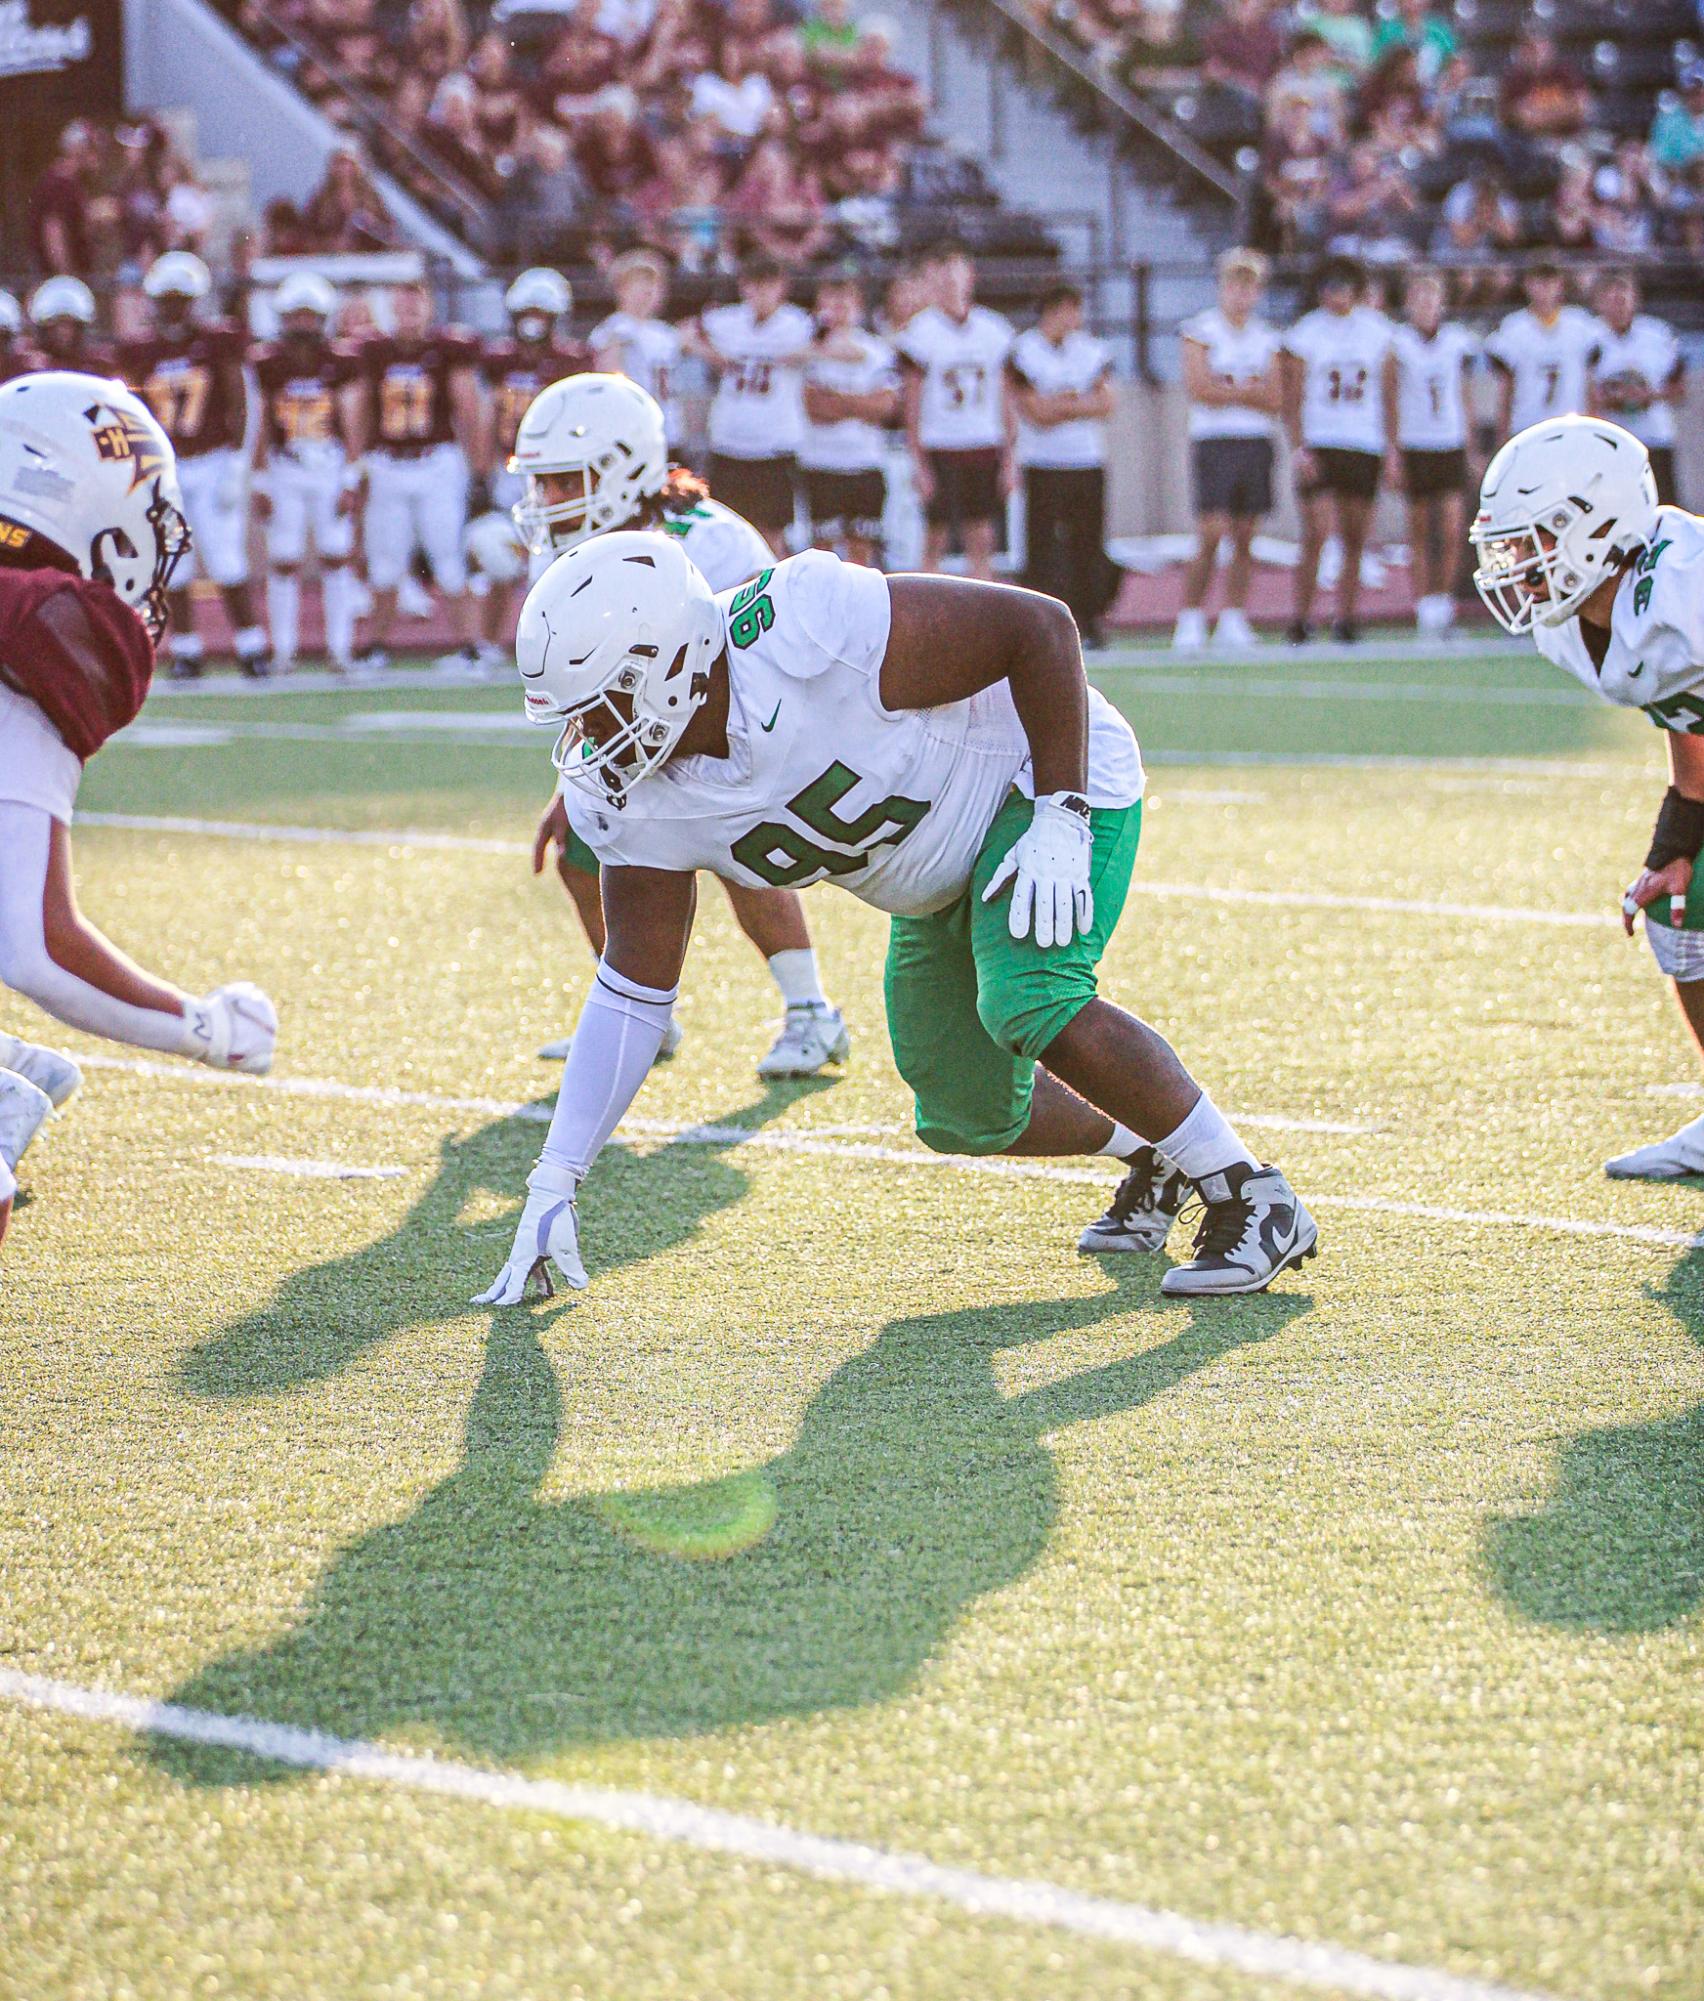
[1282,306,1393,452]
[898,305,1014,451]
[527,495,768,591]
[799,330,898,473]
[1532,508,1704,728]
[1009,326,1113,469]
[562,550,1143,917]
[1588,315,1682,449]
[590,311,683,440]
[701,301,815,458]
[1487,306,1601,431]
[1390,322,1476,451]
[1180,307,1281,441]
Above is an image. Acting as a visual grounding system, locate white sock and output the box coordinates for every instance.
[267,573,299,666]
[234,623,267,661]
[323,567,358,665]
[768,947,827,1009]
[1154,1090,1256,1183]
[1097,1120,1142,1159]
[170,630,203,662]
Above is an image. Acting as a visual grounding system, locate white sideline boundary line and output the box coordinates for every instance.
[75,1055,1704,1248]
[212,1153,406,1181]
[0,1668,1561,2001]
[1094,673,1592,710]
[76,814,1617,930]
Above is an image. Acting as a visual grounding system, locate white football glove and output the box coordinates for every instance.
[180,982,279,1074]
[473,1162,587,1306]
[982,792,1094,948]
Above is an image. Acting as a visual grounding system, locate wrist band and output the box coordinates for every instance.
[1645,786,1704,871]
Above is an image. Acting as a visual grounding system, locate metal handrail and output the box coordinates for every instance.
[949,0,1241,205]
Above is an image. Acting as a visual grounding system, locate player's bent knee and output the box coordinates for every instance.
[976,980,1095,1066]
[912,1111,1027,1157]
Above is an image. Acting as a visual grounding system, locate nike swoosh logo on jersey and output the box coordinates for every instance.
[760,701,782,732]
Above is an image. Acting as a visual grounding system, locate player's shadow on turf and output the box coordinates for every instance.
[1485,1249,1704,1632]
[177,1078,838,1398]
[150,1266,1313,1783]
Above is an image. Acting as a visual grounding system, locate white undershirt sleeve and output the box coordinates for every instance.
[535,959,678,1181]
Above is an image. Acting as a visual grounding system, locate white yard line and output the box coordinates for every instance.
[212,1154,406,1180]
[0,1667,1562,2001]
[75,814,1616,930]
[73,1055,1704,1247]
[1095,673,1591,709]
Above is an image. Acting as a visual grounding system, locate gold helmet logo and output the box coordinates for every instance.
[86,402,168,492]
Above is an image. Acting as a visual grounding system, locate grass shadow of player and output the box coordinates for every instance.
[178,1076,841,1400]
[150,1269,1314,1786]
[1485,1247,1704,1633]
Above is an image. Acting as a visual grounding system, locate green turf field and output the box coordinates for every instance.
[2,639,1700,2000]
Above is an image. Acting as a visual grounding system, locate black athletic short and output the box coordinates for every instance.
[1400,447,1468,500]
[924,446,1003,529]
[803,465,886,541]
[1190,436,1274,519]
[708,452,796,532]
[1649,445,1678,508]
[1301,445,1382,501]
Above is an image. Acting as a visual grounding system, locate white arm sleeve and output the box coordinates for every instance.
[536,959,677,1181]
[0,802,199,1055]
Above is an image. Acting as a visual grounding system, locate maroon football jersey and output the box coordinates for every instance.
[0,566,154,761]
[252,339,357,454]
[120,323,246,458]
[356,330,481,452]
[0,342,43,385]
[482,336,591,457]
[32,334,116,376]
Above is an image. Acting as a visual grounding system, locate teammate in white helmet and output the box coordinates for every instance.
[1471,413,1704,1178]
[513,371,851,1077]
[0,291,38,384]
[0,373,278,1244]
[473,533,1319,1306]
[27,277,113,374]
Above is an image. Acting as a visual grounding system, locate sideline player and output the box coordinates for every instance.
[472,267,590,655]
[688,254,815,558]
[1175,248,1282,651]
[1280,256,1392,645]
[27,278,114,374]
[1470,413,1704,1177]
[898,243,1014,581]
[0,373,277,1242]
[590,249,683,444]
[249,272,362,675]
[1587,269,1685,507]
[122,251,270,679]
[511,372,851,1077]
[799,266,897,570]
[1486,261,1599,437]
[476,536,1317,1304]
[1384,267,1476,636]
[0,293,40,383]
[351,279,484,674]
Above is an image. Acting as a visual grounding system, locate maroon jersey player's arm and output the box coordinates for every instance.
[214,330,248,453]
[447,334,485,470]
[336,343,368,466]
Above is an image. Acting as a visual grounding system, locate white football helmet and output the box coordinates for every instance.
[0,372,190,641]
[274,270,337,323]
[509,373,668,558]
[515,530,721,805]
[465,508,526,586]
[28,276,95,328]
[0,292,22,339]
[506,266,572,329]
[1472,415,1659,633]
[143,251,213,304]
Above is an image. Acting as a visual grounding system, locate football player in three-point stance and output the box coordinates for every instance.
[476,534,1319,1305]
[511,372,851,1078]
[1472,414,1704,1178]
[0,374,277,1245]
[122,251,271,680]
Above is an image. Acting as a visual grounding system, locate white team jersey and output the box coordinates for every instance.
[563,550,1143,917]
[898,305,1014,451]
[1282,306,1393,453]
[1180,307,1281,441]
[590,312,683,439]
[658,494,772,591]
[800,330,898,473]
[1390,322,1476,451]
[1487,306,1601,432]
[1009,326,1113,469]
[1532,508,1704,728]
[701,301,815,458]
[1588,315,1682,449]
[0,679,80,823]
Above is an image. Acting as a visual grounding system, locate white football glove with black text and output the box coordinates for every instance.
[983,791,1094,948]
[180,982,279,1073]
[473,1161,588,1305]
